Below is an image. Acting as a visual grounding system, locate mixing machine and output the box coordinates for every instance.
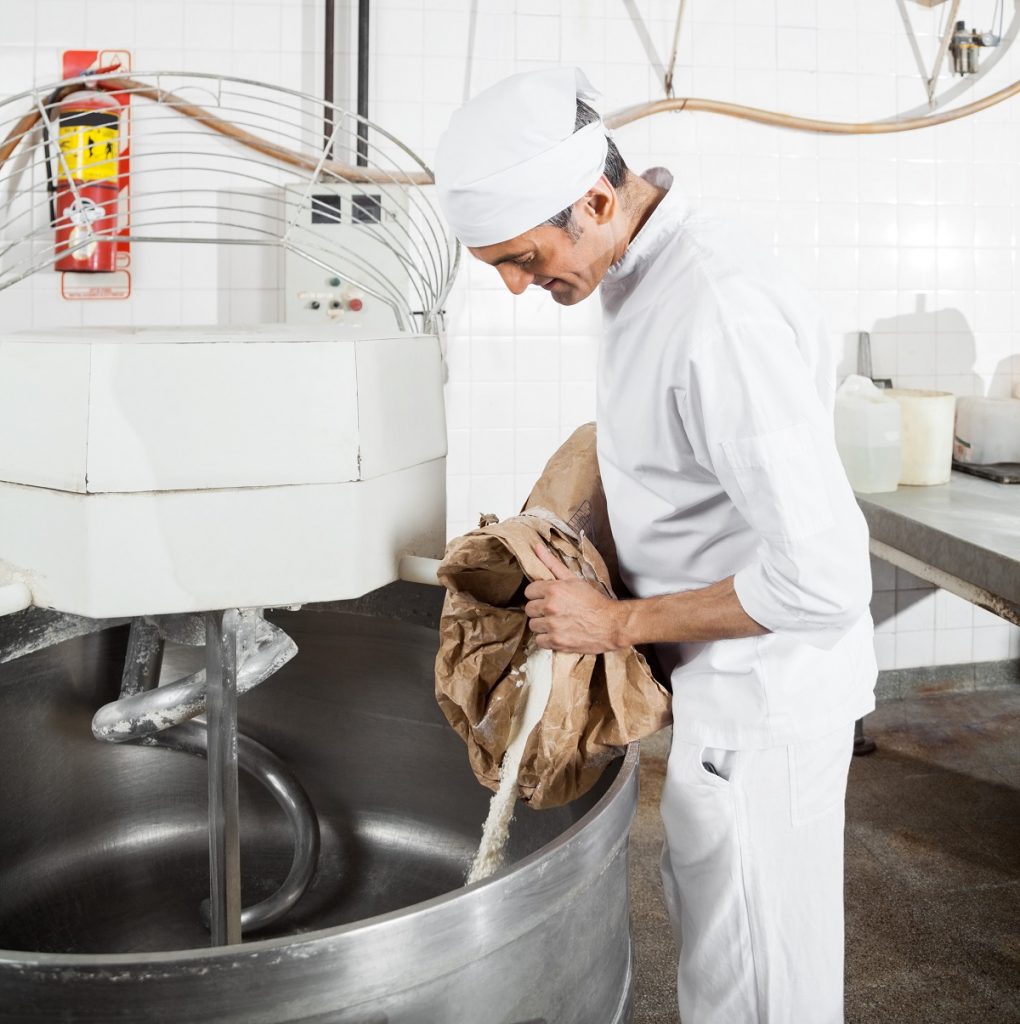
[0,73,637,1022]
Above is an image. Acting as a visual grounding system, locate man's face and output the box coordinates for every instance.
[467,187,618,306]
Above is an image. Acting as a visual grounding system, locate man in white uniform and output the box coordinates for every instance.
[435,68,877,1024]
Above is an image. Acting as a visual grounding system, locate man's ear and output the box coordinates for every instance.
[581,176,616,224]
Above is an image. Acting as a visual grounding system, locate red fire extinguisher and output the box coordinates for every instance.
[53,91,121,272]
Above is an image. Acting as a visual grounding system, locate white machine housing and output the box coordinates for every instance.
[0,325,447,618]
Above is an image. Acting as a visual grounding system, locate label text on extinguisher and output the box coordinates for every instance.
[58,111,119,182]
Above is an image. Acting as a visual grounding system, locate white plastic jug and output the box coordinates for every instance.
[834,375,901,493]
[954,396,1020,465]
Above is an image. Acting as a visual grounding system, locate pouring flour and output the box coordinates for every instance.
[466,644,554,884]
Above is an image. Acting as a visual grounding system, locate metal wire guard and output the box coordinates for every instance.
[0,71,458,331]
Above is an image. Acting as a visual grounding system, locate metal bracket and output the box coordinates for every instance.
[870,538,1020,627]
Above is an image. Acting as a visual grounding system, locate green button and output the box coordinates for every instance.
[328,276,341,287]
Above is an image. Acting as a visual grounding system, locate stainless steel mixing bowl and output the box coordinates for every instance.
[0,606,637,1023]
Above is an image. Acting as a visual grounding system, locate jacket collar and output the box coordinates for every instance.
[602,167,689,288]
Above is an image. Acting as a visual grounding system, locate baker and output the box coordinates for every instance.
[435,67,877,1024]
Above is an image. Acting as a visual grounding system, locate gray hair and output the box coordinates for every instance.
[544,99,628,237]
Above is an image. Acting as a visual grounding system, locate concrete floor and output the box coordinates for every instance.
[628,687,1020,1024]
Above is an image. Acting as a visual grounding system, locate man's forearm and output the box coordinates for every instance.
[613,575,770,647]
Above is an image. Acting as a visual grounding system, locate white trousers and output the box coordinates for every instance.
[659,722,854,1024]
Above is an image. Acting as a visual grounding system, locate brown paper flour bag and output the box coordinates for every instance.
[435,424,673,809]
[521,422,622,593]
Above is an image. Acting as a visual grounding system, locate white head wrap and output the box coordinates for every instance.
[434,67,609,248]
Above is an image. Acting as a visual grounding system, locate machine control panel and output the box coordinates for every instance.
[284,183,415,331]
[298,281,365,318]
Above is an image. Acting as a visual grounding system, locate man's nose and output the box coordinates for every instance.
[496,263,532,295]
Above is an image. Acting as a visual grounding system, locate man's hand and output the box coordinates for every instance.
[524,543,623,654]
[524,545,769,652]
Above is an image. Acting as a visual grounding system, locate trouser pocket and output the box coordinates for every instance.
[699,745,740,784]
[660,739,740,869]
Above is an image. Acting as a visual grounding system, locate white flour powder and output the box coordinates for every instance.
[466,644,554,884]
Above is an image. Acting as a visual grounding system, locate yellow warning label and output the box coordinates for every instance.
[58,123,119,181]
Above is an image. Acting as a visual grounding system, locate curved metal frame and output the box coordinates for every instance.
[0,71,460,333]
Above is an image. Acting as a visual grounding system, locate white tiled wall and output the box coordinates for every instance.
[3,0,1019,669]
[871,558,1019,670]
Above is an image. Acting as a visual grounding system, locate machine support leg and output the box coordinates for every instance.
[853,715,877,756]
[205,609,243,946]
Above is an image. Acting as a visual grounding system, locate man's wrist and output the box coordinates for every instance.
[612,598,643,649]
[613,592,687,648]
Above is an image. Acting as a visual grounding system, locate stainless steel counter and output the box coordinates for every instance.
[857,472,1020,625]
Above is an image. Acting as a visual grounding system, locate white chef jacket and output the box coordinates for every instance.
[597,168,877,749]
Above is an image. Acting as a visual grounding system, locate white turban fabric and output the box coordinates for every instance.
[434,67,609,248]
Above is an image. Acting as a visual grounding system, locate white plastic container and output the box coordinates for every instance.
[834,375,901,493]
[953,396,1020,465]
[887,388,956,486]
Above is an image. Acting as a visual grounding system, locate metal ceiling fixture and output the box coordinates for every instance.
[899,0,1008,104]
[612,0,1020,133]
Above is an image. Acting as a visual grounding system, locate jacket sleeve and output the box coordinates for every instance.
[680,315,873,650]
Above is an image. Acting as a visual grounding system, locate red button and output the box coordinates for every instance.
[348,298,363,312]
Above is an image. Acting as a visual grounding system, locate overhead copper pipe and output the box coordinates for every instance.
[0,75,431,185]
[605,74,1020,133]
[6,69,1020,189]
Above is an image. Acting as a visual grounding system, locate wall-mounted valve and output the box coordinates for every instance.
[950,20,1001,74]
